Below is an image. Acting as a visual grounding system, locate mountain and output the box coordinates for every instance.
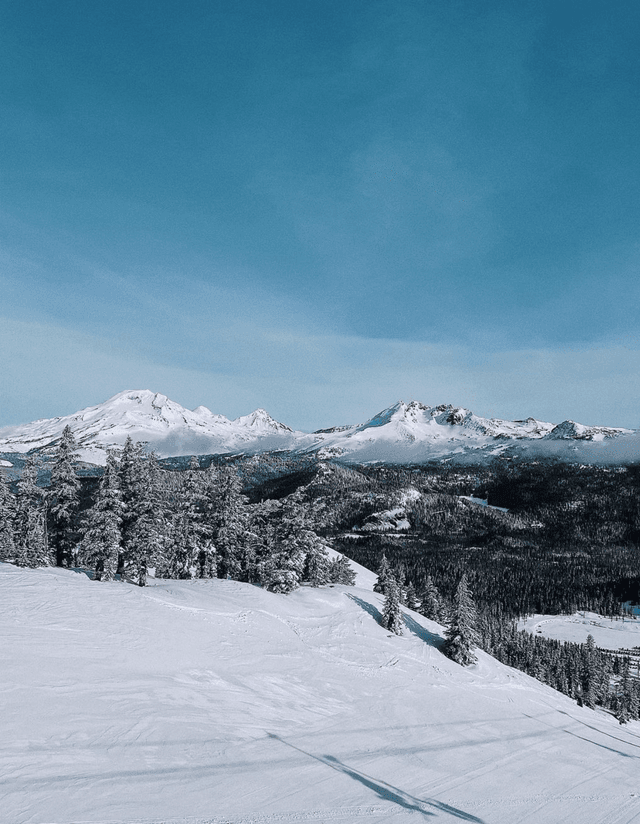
[4,561,640,823]
[0,390,637,465]
[308,400,636,464]
[0,389,309,464]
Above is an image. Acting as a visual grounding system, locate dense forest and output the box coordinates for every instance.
[2,429,640,720]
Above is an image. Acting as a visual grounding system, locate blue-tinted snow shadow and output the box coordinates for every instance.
[347,593,382,622]
[402,611,444,650]
[347,594,444,649]
[267,734,486,822]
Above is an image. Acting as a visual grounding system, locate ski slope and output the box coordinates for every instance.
[3,562,640,824]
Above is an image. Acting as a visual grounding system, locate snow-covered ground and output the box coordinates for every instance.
[521,612,640,650]
[4,563,640,824]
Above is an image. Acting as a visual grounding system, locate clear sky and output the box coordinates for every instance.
[1,0,639,430]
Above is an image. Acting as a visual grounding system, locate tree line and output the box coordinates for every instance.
[0,427,355,592]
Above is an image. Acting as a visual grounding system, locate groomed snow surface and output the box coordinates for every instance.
[4,563,640,824]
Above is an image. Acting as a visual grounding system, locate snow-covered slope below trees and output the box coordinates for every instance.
[3,562,640,824]
[0,390,637,465]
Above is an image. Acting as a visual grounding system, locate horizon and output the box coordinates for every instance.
[0,386,635,434]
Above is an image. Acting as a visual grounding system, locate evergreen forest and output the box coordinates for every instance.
[2,430,640,722]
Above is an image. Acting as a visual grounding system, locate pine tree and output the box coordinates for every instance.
[14,458,50,568]
[124,452,165,586]
[617,657,632,724]
[419,575,445,622]
[581,634,599,709]
[48,425,80,567]
[381,575,404,635]
[0,470,16,561]
[77,450,124,581]
[444,574,479,666]
[204,466,248,580]
[258,494,309,594]
[404,582,419,611]
[328,554,357,585]
[118,437,148,579]
[302,537,331,587]
[165,457,210,579]
[374,553,392,594]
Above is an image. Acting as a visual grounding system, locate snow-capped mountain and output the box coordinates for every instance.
[308,400,635,463]
[0,390,308,464]
[0,391,637,465]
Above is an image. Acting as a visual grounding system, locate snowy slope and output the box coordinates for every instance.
[3,562,640,824]
[0,391,636,465]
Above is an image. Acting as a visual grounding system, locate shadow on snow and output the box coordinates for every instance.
[268,733,486,822]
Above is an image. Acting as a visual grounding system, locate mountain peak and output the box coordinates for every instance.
[107,389,165,404]
[233,409,293,433]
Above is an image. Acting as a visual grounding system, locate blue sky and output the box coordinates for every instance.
[1,0,639,430]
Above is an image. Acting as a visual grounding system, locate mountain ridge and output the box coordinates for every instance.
[0,388,637,465]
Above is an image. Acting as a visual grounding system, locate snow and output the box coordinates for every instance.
[356,488,419,533]
[0,459,12,467]
[460,496,509,513]
[4,563,640,823]
[521,612,640,650]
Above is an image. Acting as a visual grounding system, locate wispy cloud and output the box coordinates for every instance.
[2,316,638,430]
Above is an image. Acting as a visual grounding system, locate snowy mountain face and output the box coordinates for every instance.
[310,400,636,464]
[0,390,308,464]
[0,390,637,465]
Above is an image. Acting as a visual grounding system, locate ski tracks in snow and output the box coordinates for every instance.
[36,794,640,824]
[38,806,398,824]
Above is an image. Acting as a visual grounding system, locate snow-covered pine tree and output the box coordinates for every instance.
[258,494,309,594]
[48,424,80,567]
[0,470,16,561]
[14,457,50,568]
[581,633,599,709]
[444,574,480,666]
[244,498,279,584]
[117,436,142,577]
[204,465,248,580]
[419,575,445,622]
[77,450,124,581]
[328,554,357,585]
[164,456,210,579]
[404,581,419,611]
[185,458,218,579]
[374,553,392,594]
[617,657,632,724]
[381,575,404,635]
[300,522,331,587]
[124,451,165,586]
